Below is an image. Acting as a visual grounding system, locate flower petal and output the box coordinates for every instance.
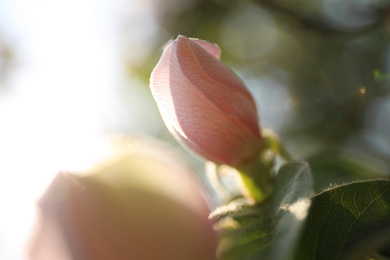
[188,37,221,60]
[176,35,260,135]
[151,39,261,165]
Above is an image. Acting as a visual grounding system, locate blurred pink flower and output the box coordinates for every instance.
[27,137,217,260]
[150,35,262,166]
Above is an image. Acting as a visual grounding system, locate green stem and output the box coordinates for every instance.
[235,128,291,203]
[236,159,273,203]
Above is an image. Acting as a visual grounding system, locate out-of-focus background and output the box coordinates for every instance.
[1,0,390,259]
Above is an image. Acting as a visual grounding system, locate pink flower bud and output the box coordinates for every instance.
[150,35,262,166]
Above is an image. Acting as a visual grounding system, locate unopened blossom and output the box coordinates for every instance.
[150,35,262,166]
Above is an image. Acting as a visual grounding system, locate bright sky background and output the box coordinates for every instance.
[0,0,161,259]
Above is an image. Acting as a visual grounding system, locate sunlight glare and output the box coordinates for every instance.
[0,0,122,259]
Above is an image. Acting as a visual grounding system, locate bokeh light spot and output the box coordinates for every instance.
[359,85,367,95]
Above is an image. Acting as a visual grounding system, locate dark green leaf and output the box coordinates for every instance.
[211,161,312,260]
[294,179,390,260]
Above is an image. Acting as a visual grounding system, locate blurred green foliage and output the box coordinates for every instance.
[123,0,390,192]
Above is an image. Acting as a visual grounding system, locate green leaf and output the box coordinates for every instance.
[211,161,312,260]
[294,179,390,260]
[267,161,312,260]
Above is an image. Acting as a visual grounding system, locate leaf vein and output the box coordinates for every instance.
[335,185,390,259]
